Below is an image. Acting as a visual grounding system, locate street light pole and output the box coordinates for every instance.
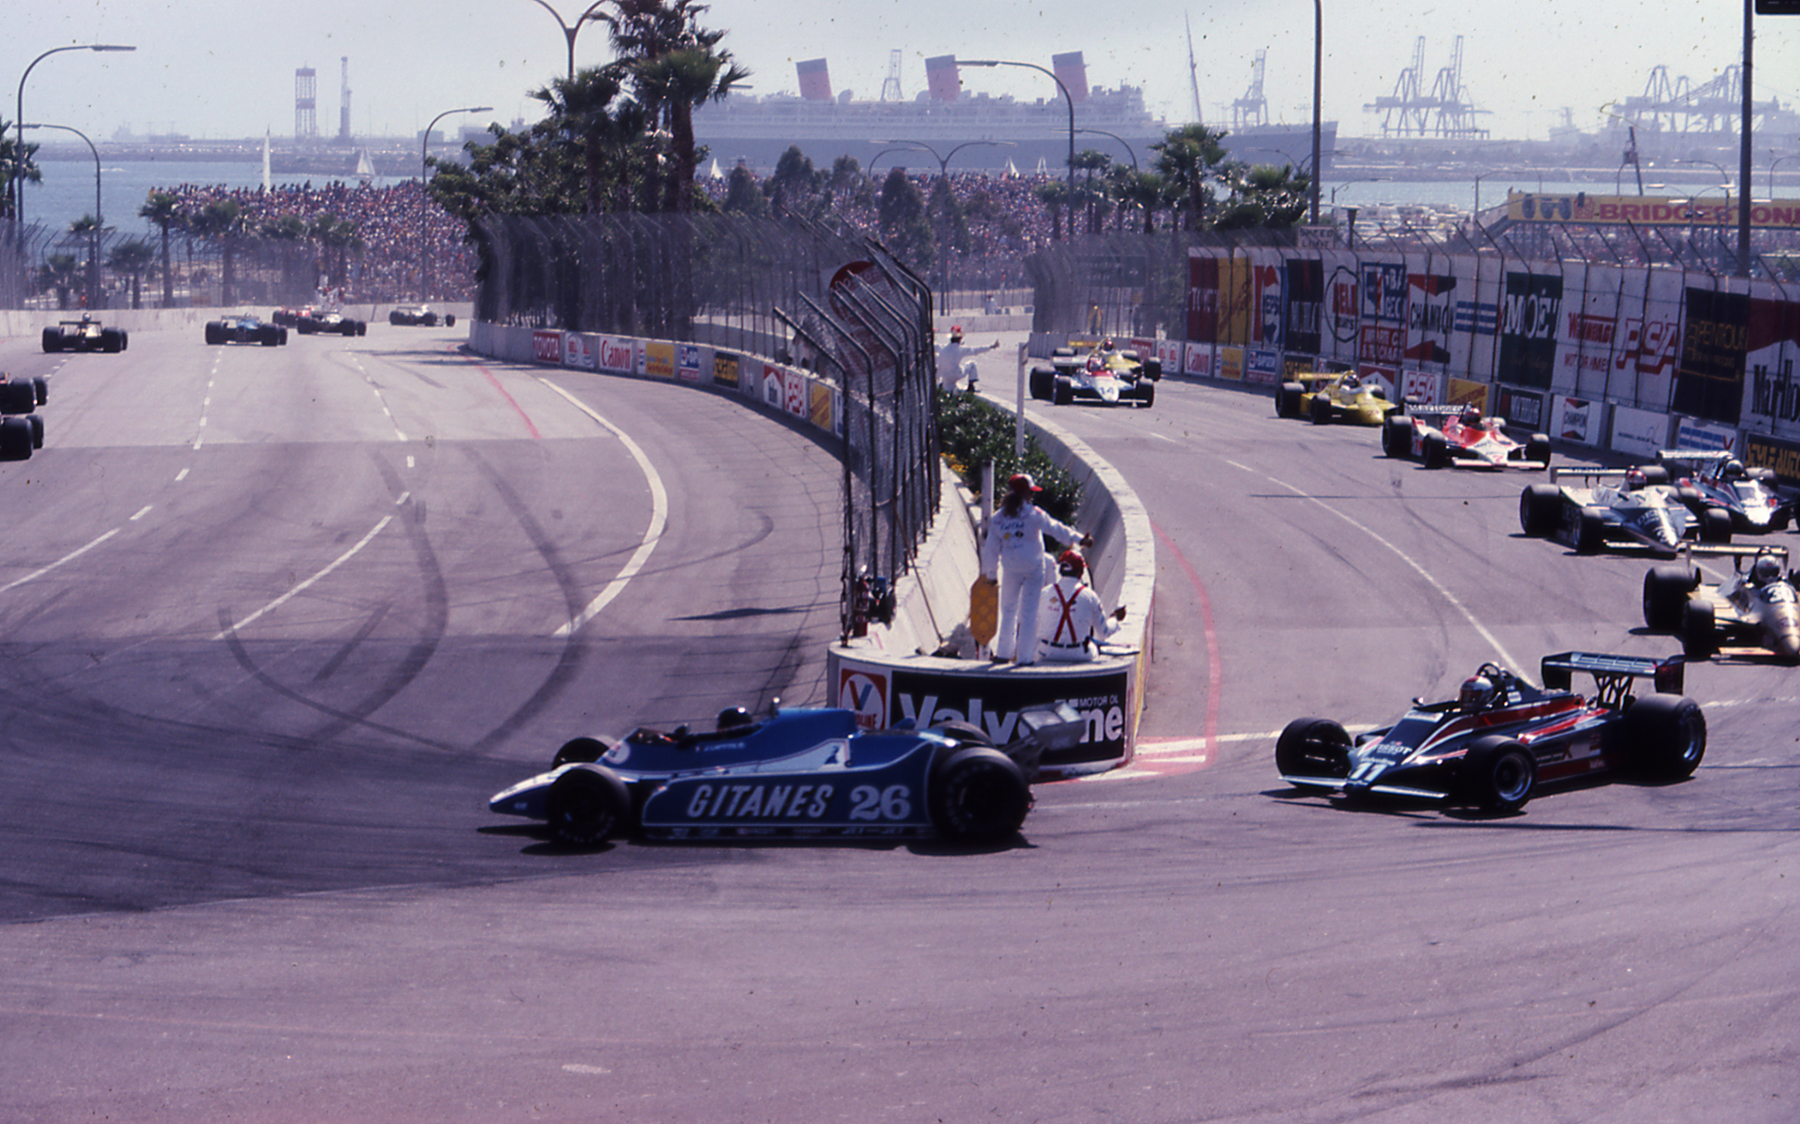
[1075,128,1137,171]
[22,122,100,309]
[1310,0,1322,224]
[420,105,491,301]
[527,0,609,81]
[14,44,134,232]
[961,59,1077,203]
[877,138,1016,315]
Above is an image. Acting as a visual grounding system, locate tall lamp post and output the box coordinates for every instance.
[22,122,100,309]
[420,105,491,301]
[1075,128,1137,171]
[14,43,134,231]
[1772,153,1799,200]
[877,138,1016,313]
[961,59,1077,202]
[527,0,609,81]
[1309,0,1323,224]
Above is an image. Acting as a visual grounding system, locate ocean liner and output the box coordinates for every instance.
[692,52,1335,178]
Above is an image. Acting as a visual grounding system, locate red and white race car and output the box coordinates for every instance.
[1381,402,1551,469]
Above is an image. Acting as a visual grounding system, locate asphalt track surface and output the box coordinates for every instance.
[1,327,1795,1122]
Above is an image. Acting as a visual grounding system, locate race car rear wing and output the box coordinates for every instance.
[1676,542,1790,572]
[1403,403,1469,418]
[1656,449,1732,465]
[1540,651,1685,700]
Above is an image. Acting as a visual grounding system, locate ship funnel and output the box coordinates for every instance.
[925,55,961,103]
[1052,51,1090,103]
[797,58,832,102]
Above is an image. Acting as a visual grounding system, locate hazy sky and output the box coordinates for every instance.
[7,1,1797,145]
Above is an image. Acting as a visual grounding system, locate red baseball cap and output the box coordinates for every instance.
[1007,472,1041,493]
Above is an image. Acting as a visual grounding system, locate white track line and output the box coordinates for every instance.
[212,511,397,640]
[0,530,121,594]
[536,378,669,637]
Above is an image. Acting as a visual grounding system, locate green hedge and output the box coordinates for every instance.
[935,388,1081,525]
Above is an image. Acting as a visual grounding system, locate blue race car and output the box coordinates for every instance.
[204,313,287,346]
[489,702,1084,847]
[1276,652,1705,814]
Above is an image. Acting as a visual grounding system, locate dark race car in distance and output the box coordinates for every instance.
[42,315,127,354]
[1382,401,1551,468]
[1520,465,1732,554]
[204,313,288,346]
[1275,652,1704,814]
[489,701,1086,847]
[388,304,454,327]
[296,309,367,336]
[1654,449,1793,534]
[1643,544,1800,662]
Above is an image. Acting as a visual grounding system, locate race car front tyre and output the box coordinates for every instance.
[1526,433,1551,465]
[1423,435,1449,469]
[1519,485,1561,536]
[1275,382,1303,418]
[1382,416,1411,458]
[545,764,632,846]
[1052,379,1073,407]
[1575,512,1607,554]
[1698,508,1732,544]
[32,377,48,406]
[930,746,1030,843]
[1621,694,1706,781]
[1310,395,1333,425]
[1681,600,1717,659]
[1136,382,1155,408]
[551,736,611,767]
[1274,717,1352,787]
[1462,736,1536,813]
[1642,565,1699,632]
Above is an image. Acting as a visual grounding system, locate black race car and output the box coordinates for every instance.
[0,375,45,460]
[1027,345,1156,407]
[204,314,288,346]
[42,315,127,354]
[1276,652,1704,813]
[388,304,454,327]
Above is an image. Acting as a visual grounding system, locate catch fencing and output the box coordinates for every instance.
[475,212,940,641]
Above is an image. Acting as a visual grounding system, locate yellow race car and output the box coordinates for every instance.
[1275,371,1399,426]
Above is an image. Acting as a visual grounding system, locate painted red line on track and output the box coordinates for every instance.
[1152,519,1221,762]
[453,345,541,439]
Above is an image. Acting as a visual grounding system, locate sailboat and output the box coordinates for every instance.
[354,148,376,185]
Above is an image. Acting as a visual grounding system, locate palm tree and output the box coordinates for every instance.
[38,253,81,309]
[192,198,243,306]
[1214,164,1314,231]
[1033,180,1072,242]
[107,238,156,310]
[602,0,749,213]
[310,214,363,294]
[529,65,645,214]
[0,118,41,222]
[139,191,183,307]
[68,214,103,308]
[260,213,310,301]
[1152,123,1229,232]
[1116,170,1168,234]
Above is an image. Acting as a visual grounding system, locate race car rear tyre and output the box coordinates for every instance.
[389,311,405,325]
[1519,485,1561,536]
[1274,717,1352,787]
[1028,368,1054,401]
[1640,465,1671,487]
[1621,694,1706,780]
[1382,416,1410,458]
[1275,382,1303,418]
[42,328,61,353]
[1462,736,1536,813]
[930,746,1030,843]
[0,417,34,460]
[32,377,48,406]
[444,313,456,327]
[929,720,996,749]
[1642,565,1698,631]
[205,323,222,345]
[1141,357,1159,380]
[1526,433,1552,465]
[26,414,43,449]
[0,380,35,415]
[1681,600,1717,659]
[1698,508,1732,544]
[545,764,632,846]
[551,736,611,767]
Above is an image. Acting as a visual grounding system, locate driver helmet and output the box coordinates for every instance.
[716,706,752,731]
[1100,337,1115,351]
[1086,355,1105,373]
[1752,555,1782,585]
[1724,458,1746,479]
[1458,673,1497,711]
[1460,404,1482,425]
[1057,549,1086,579]
[1624,468,1648,491]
